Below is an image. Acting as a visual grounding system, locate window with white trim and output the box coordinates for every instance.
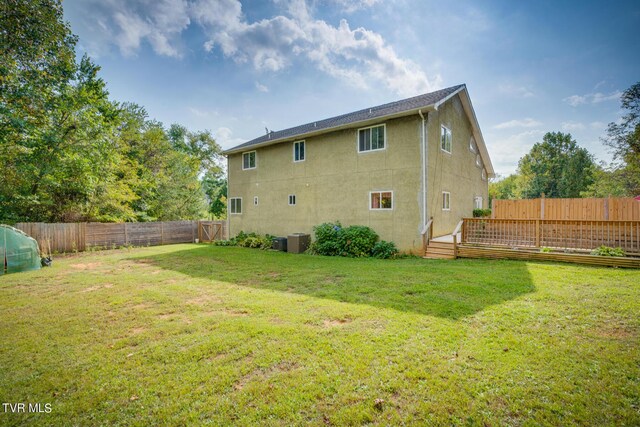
[230,197,242,214]
[242,151,256,170]
[469,137,476,153]
[370,191,393,210]
[254,196,259,206]
[442,192,450,211]
[474,196,483,209]
[358,124,385,152]
[293,140,305,162]
[482,168,487,181]
[441,125,452,153]
[288,194,296,206]
[476,154,482,168]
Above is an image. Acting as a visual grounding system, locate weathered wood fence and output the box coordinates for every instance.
[492,197,640,221]
[462,218,640,254]
[15,221,227,253]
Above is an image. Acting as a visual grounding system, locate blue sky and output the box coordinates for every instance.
[63,0,640,175]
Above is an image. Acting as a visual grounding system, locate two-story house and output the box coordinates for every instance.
[223,84,494,253]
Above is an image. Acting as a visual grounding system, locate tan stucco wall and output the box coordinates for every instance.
[227,94,489,251]
[228,115,425,252]
[427,95,489,236]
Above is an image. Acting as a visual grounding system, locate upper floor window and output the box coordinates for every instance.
[288,194,296,206]
[476,154,482,168]
[230,197,242,214]
[242,151,256,170]
[442,191,451,211]
[482,168,487,181]
[469,137,476,153]
[441,126,452,153]
[293,140,305,162]
[358,124,385,152]
[254,196,259,206]
[370,191,393,210]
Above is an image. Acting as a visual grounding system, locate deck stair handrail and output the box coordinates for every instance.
[421,217,433,254]
[451,220,464,258]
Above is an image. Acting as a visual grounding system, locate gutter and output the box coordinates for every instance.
[418,109,428,231]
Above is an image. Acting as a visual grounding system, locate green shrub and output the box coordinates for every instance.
[372,240,398,259]
[473,209,492,218]
[540,247,552,253]
[591,246,626,257]
[309,222,343,256]
[223,231,274,250]
[338,225,379,257]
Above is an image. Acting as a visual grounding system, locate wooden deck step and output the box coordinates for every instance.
[423,240,455,259]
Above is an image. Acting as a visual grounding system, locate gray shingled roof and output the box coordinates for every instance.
[225,84,465,153]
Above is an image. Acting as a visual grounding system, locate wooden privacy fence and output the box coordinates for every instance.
[462,218,640,254]
[492,197,640,220]
[15,220,227,253]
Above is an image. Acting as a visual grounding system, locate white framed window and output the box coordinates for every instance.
[469,136,476,153]
[441,125,452,153]
[474,196,483,209]
[242,151,256,170]
[370,191,393,210]
[230,197,242,214]
[476,154,482,168]
[442,191,450,211]
[293,140,305,162]
[358,124,386,152]
[482,168,487,181]
[254,196,259,206]
[288,194,296,206]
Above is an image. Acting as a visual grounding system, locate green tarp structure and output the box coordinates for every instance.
[1,225,41,275]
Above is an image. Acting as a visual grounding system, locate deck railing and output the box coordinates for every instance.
[462,218,640,254]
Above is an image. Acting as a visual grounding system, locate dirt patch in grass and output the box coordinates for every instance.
[323,317,353,328]
[224,308,250,317]
[594,325,636,339]
[234,360,300,391]
[185,295,223,306]
[70,262,102,270]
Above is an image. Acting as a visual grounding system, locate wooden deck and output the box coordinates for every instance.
[457,244,640,268]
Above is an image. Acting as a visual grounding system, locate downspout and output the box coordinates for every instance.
[418,110,428,230]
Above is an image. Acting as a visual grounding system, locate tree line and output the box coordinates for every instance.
[490,82,640,201]
[0,0,227,224]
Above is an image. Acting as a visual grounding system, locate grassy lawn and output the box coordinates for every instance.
[1,244,639,426]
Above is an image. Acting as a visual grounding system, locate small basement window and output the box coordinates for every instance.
[242,151,256,170]
[293,140,305,162]
[441,126,452,153]
[288,194,296,206]
[358,124,386,152]
[442,192,450,211]
[230,197,242,214]
[370,191,393,210]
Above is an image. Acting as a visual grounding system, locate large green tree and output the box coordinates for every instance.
[601,82,640,196]
[0,0,221,223]
[516,132,596,198]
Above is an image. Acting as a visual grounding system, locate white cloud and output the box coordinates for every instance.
[329,0,382,13]
[192,0,440,96]
[488,129,545,174]
[493,118,542,130]
[590,121,606,130]
[255,82,269,92]
[74,0,440,96]
[561,121,585,131]
[215,127,246,149]
[76,0,190,58]
[188,107,219,118]
[498,84,535,99]
[563,90,622,107]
